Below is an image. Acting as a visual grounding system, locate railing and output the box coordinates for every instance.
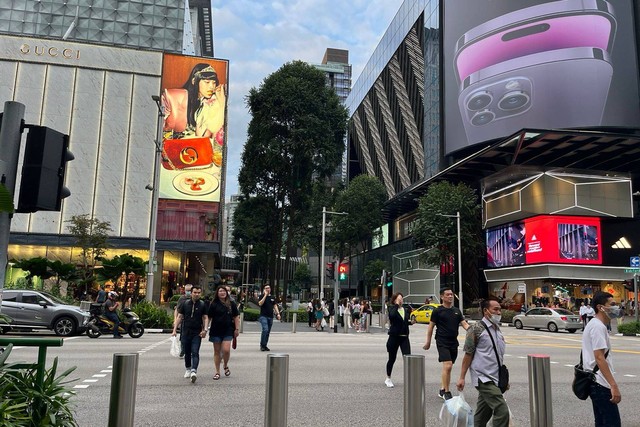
[0,337,64,387]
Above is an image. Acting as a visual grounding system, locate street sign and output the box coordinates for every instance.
[624,268,640,273]
[518,284,526,294]
[631,256,640,268]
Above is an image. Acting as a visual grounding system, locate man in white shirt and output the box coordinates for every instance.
[582,291,622,427]
[579,302,588,329]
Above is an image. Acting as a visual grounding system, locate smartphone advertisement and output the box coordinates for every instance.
[443,0,640,154]
[486,215,602,268]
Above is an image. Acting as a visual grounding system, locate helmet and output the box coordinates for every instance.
[108,291,119,299]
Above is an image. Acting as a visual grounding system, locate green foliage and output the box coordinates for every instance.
[242,308,260,322]
[98,253,146,303]
[66,214,112,288]
[10,257,53,286]
[281,309,309,323]
[0,183,14,213]
[131,300,173,329]
[169,294,182,310]
[617,320,640,335]
[501,310,517,324]
[293,263,312,289]
[363,259,388,289]
[0,358,78,426]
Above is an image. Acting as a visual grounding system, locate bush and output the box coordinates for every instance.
[281,309,309,323]
[617,320,640,336]
[169,295,181,310]
[131,300,173,329]
[501,310,517,324]
[242,308,260,321]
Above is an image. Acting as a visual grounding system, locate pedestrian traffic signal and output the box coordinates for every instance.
[338,263,348,281]
[326,262,335,280]
[624,279,634,291]
[386,271,393,288]
[17,126,74,213]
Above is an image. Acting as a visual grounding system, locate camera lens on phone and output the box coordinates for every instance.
[471,110,495,126]
[498,91,530,111]
[466,91,492,111]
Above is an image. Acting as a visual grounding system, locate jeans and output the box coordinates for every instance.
[181,333,202,371]
[590,382,621,427]
[259,316,273,348]
[104,311,120,336]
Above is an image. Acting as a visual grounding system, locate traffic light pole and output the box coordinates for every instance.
[146,97,164,302]
[0,101,25,313]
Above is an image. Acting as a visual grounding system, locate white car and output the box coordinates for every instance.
[512,307,582,333]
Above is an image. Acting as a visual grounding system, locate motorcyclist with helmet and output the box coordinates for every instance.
[105,291,123,338]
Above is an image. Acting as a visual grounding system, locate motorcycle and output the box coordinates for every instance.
[86,303,144,338]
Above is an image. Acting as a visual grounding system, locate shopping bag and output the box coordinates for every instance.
[487,403,515,427]
[321,318,327,328]
[170,336,181,357]
[439,393,473,427]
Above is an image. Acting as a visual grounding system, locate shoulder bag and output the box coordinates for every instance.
[573,350,609,400]
[482,322,509,393]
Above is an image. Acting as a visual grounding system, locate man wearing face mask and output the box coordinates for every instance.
[457,297,509,426]
[173,284,193,358]
[582,291,622,427]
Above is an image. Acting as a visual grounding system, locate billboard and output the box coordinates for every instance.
[443,0,640,153]
[486,215,602,267]
[159,53,228,202]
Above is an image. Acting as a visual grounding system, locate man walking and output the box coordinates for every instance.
[457,298,509,426]
[582,291,622,427]
[423,287,469,400]
[172,285,207,383]
[104,291,123,338]
[173,284,193,358]
[258,283,280,351]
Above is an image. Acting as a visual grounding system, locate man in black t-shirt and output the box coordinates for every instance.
[257,283,280,351]
[172,285,207,383]
[173,284,193,358]
[423,287,469,400]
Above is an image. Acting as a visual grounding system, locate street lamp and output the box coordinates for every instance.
[319,206,348,333]
[245,244,254,284]
[438,211,463,312]
[146,95,164,302]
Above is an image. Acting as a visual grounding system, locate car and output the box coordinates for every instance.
[410,303,441,324]
[0,313,12,334]
[0,290,90,336]
[512,307,582,333]
[402,302,420,315]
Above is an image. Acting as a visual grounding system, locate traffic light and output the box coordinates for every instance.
[338,263,348,281]
[17,126,74,213]
[386,271,393,288]
[326,262,335,280]
[624,279,634,291]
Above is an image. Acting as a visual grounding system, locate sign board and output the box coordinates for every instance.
[624,268,640,273]
[630,256,640,268]
[518,284,526,294]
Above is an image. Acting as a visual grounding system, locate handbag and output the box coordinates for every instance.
[573,350,608,400]
[482,322,509,393]
[162,137,213,170]
[322,307,329,316]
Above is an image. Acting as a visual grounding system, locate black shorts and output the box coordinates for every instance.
[437,344,458,363]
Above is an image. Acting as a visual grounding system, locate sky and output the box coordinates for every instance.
[212,0,404,199]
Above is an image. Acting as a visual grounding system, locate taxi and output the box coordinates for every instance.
[410,303,441,324]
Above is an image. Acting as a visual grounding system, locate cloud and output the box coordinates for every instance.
[213,0,403,198]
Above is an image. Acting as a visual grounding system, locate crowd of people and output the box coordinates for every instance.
[305,297,375,332]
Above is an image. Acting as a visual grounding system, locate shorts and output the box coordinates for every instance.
[352,313,360,320]
[437,344,458,363]
[209,335,233,343]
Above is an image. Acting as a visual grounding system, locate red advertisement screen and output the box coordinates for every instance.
[486,215,601,268]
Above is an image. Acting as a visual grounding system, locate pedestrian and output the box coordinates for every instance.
[582,291,622,427]
[96,285,107,304]
[343,298,352,329]
[258,283,280,351]
[206,285,239,380]
[314,299,324,331]
[173,284,193,358]
[172,285,207,383]
[423,287,469,400]
[306,300,313,327]
[456,298,510,426]
[104,291,123,338]
[352,299,361,331]
[385,292,414,388]
[360,301,371,333]
[586,303,596,323]
[580,301,588,329]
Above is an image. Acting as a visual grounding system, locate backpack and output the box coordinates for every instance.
[352,305,360,315]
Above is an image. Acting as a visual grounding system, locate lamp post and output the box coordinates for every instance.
[246,244,254,284]
[319,206,348,332]
[439,212,463,312]
[146,96,164,302]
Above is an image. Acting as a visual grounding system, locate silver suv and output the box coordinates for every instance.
[0,290,90,336]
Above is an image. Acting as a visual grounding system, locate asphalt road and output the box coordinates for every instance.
[4,321,640,426]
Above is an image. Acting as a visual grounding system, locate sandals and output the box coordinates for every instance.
[224,366,230,377]
[213,373,220,380]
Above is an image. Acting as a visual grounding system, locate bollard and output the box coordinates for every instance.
[108,353,139,427]
[528,354,553,427]
[403,354,425,427]
[292,313,297,333]
[239,312,244,333]
[264,354,289,427]
[343,313,348,333]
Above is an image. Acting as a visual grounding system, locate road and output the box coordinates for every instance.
[4,322,640,426]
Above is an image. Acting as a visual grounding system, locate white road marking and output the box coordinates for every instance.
[550,361,559,364]
[624,374,636,377]
[564,364,574,367]
[93,374,107,378]
[83,379,98,383]
[73,384,90,389]
[101,369,112,373]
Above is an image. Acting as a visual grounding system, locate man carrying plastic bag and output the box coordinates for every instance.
[440,393,473,427]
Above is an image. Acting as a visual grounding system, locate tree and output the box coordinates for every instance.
[97,253,146,304]
[363,259,388,291]
[66,215,112,293]
[238,61,349,300]
[11,257,53,289]
[411,181,484,305]
[292,263,312,293]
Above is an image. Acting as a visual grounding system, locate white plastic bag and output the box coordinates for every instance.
[487,404,515,427]
[321,318,327,328]
[170,336,181,357]
[439,393,473,427]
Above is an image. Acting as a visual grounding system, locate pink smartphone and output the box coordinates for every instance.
[454,0,616,83]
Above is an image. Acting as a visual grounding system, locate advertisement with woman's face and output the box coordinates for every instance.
[443,0,640,154]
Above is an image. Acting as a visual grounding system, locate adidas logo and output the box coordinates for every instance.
[611,237,631,249]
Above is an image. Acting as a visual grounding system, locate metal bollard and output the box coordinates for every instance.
[264,354,289,427]
[343,314,348,333]
[528,354,553,427]
[108,353,139,427]
[239,312,244,333]
[403,354,425,427]
[292,313,297,333]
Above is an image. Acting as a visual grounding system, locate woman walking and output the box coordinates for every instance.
[206,285,240,380]
[314,299,324,331]
[385,292,414,387]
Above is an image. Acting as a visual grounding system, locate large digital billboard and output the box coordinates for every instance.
[159,53,228,202]
[486,215,602,268]
[443,0,640,153]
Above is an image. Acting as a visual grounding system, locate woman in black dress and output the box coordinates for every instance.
[385,292,414,388]
[207,285,239,380]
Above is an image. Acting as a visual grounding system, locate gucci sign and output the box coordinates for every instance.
[20,44,80,59]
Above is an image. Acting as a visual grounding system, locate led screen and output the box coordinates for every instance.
[443,0,640,154]
[486,215,602,267]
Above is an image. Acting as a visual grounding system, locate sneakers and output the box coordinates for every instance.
[260,346,270,351]
[385,378,394,388]
[190,371,197,383]
[184,369,191,378]
[443,391,453,400]
[438,389,445,399]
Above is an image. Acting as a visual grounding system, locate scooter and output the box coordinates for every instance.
[86,303,144,338]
